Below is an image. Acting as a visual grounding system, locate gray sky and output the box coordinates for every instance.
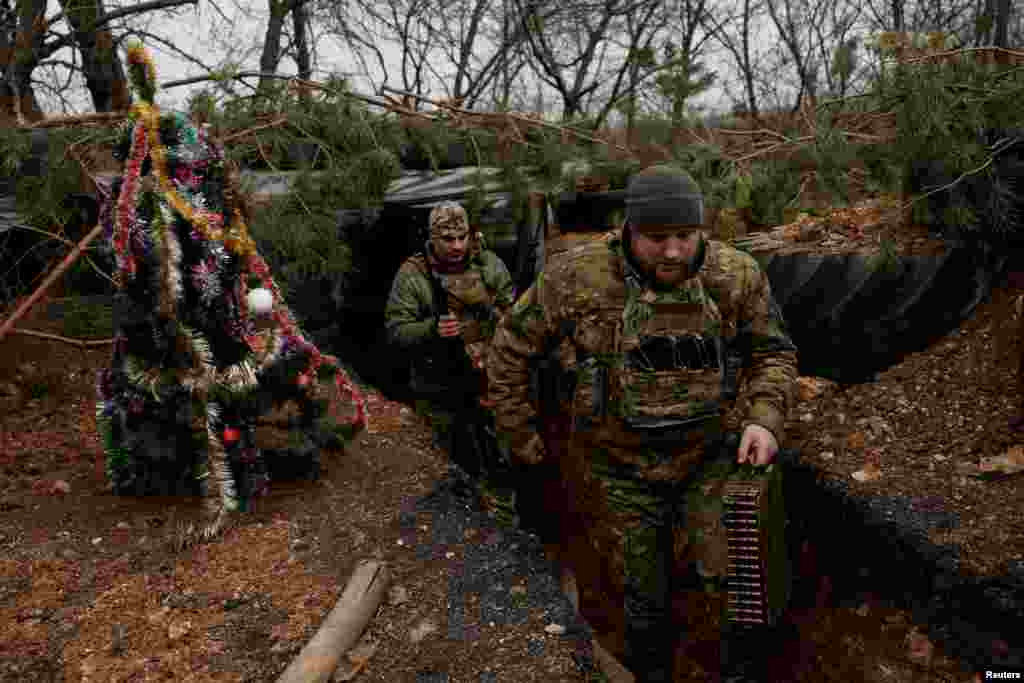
[34,0,743,117]
[152,0,738,115]
[38,0,872,119]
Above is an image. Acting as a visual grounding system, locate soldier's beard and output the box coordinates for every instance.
[625,229,705,289]
[651,261,693,288]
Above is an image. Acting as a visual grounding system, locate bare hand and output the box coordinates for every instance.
[737,423,779,466]
[437,313,462,338]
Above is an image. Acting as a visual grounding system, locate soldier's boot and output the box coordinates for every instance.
[719,624,774,683]
[476,419,523,529]
[622,616,677,683]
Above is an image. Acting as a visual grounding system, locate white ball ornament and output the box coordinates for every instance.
[247,287,274,315]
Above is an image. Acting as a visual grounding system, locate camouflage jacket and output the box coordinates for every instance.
[486,230,798,465]
[385,241,515,393]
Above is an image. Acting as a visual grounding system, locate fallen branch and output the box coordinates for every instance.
[276,560,391,683]
[26,111,128,128]
[221,116,290,144]
[380,85,633,154]
[8,328,113,348]
[899,145,1007,217]
[903,46,1024,66]
[0,222,105,344]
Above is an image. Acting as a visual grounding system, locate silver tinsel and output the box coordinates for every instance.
[191,257,223,305]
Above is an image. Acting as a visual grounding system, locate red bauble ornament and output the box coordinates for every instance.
[222,427,241,444]
[297,373,310,387]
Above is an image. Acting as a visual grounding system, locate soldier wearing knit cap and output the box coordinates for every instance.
[385,201,519,524]
[487,165,798,682]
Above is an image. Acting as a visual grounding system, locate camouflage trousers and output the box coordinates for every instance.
[546,427,739,682]
[414,396,519,527]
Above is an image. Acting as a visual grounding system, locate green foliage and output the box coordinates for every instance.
[0,127,30,176]
[14,129,86,231]
[207,78,409,173]
[734,172,753,209]
[462,168,491,227]
[830,39,859,95]
[743,159,804,227]
[867,235,903,274]
[859,144,902,195]
[884,53,1024,240]
[670,142,733,211]
[626,115,678,147]
[247,170,356,286]
[654,48,717,124]
[807,110,857,204]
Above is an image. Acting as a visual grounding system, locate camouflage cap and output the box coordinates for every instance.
[429,201,470,238]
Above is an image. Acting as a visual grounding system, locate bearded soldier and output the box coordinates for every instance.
[385,201,518,523]
[486,166,798,682]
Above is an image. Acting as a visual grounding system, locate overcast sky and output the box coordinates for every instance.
[35,0,844,120]
[152,1,739,116]
[29,0,746,117]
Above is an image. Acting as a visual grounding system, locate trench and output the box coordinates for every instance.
[781,456,1024,675]
[34,235,1024,677]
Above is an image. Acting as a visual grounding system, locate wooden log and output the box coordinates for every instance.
[276,560,391,683]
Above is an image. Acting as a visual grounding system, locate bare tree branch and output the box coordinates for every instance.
[41,0,197,58]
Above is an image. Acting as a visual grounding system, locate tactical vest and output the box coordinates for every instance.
[411,251,500,345]
[409,251,501,393]
[550,242,742,446]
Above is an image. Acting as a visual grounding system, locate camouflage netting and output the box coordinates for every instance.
[94,43,366,540]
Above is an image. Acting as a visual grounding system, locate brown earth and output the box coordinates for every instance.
[1,221,1015,681]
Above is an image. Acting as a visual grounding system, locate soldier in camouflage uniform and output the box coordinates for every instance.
[385,201,519,524]
[486,166,798,682]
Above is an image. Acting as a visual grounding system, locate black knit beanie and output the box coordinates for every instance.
[625,165,704,230]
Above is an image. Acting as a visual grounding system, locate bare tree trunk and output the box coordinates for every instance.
[258,0,289,94]
[291,0,311,107]
[292,0,311,81]
[2,0,45,121]
[993,0,1011,47]
[741,0,759,118]
[58,0,131,112]
[498,0,511,109]
[0,0,17,122]
[624,60,639,144]
[891,0,904,31]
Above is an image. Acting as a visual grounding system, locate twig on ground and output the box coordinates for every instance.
[8,328,113,348]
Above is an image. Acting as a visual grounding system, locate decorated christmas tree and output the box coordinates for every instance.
[94,43,367,540]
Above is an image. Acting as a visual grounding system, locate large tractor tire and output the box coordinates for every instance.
[736,238,1006,383]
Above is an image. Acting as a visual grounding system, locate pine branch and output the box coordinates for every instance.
[379,85,631,153]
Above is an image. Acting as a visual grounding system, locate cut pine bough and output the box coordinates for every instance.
[732,237,1007,384]
[276,560,390,683]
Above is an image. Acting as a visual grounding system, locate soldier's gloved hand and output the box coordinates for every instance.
[437,313,462,338]
[737,423,778,466]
